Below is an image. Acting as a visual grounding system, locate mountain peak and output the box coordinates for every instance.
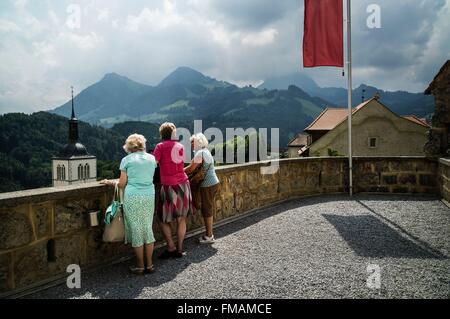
[98,72,150,91]
[102,72,130,81]
[158,66,213,87]
[258,72,319,92]
[174,66,203,75]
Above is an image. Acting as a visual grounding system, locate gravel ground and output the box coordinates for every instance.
[26,194,450,299]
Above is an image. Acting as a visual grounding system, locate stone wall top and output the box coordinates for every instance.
[0,156,435,207]
[0,182,108,208]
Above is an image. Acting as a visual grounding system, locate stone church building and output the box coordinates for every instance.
[52,89,97,186]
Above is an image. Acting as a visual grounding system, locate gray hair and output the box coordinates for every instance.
[190,133,209,150]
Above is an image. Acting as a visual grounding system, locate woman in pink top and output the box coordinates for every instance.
[153,122,193,259]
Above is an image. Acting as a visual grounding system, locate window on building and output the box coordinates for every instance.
[78,164,83,180]
[57,165,61,180]
[369,137,378,148]
[61,165,66,180]
[85,164,90,179]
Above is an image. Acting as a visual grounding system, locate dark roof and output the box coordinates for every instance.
[59,142,90,157]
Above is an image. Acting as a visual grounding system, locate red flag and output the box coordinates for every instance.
[303,0,344,67]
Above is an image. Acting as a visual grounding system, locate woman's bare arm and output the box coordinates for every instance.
[100,171,128,188]
[185,158,201,174]
[117,171,128,189]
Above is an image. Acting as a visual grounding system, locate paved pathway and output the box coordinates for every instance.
[28,194,450,299]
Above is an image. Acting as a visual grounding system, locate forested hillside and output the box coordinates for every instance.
[0,113,159,192]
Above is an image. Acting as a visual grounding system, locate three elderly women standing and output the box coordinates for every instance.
[101,123,219,274]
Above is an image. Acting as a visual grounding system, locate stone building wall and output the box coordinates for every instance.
[309,100,428,157]
[0,157,441,296]
[439,158,450,202]
[424,60,450,157]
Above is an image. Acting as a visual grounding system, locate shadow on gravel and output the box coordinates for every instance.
[27,194,447,299]
[322,214,447,259]
[356,200,448,259]
[29,240,218,299]
[25,199,308,299]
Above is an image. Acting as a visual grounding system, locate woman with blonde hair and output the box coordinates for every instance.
[153,122,193,258]
[185,133,220,244]
[101,133,157,274]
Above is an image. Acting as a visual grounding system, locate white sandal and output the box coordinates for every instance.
[129,266,145,274]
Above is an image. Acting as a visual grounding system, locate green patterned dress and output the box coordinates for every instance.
[120,152,156,247]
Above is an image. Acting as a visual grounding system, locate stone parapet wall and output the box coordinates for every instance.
[439,158,450,202]
[352,157,438,194]
[0,157,441,296]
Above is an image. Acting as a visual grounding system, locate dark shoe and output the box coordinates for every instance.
[158,249,176,260]
[145,265,155,274]
[173,250,186,258]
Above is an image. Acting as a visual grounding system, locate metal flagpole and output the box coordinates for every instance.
[346,0,353,196]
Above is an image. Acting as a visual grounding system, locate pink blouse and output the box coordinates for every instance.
[153,140,188,186]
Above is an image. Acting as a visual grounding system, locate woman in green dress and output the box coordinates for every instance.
[101,134,157,274]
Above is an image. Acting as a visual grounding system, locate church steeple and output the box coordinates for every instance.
[52,85,96,187]
[69,86,79,143]
[71,86,76,120]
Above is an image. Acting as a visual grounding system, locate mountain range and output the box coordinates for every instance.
[50,67,332,146]
[258,73,435,118]
[50,67,434,146]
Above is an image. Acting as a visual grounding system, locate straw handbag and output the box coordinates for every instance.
[103,183,125,243]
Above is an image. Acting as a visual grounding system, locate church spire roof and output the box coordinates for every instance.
[55,87,92,158]
[68,87,80,144]
[71,86,76,119]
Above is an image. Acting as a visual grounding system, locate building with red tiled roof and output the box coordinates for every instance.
[302,99,375,146]
[401,115,430,128]
[290,97,429,157]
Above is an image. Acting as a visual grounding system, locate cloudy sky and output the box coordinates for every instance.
[0,0,449,114]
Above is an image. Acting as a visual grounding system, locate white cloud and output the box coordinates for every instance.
[14,0,27,11]
[58,31,102,50]
[48,10,60,26]
[241,28,278,46]
[0,19,21,32]
[0,0,449,113]
[125,0,183,32]
[97,8,109,22]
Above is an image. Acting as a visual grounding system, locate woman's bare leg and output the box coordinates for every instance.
[176,217,187,252]
[144,243,154,267]
[160,222,176,251]
[133,246,145,268]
